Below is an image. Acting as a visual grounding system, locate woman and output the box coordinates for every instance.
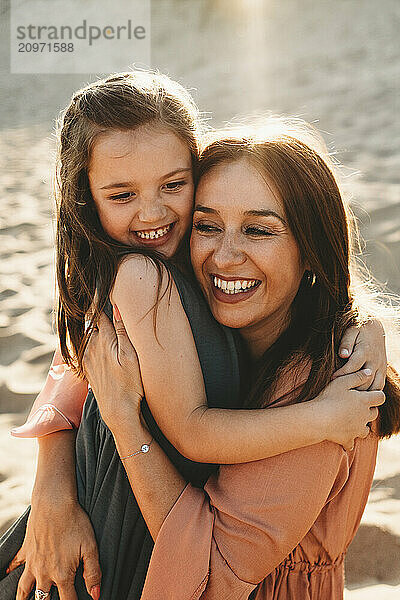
[81,126,400,599]
[0,73,387,600]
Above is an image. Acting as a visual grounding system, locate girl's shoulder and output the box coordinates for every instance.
[112,252,205,320]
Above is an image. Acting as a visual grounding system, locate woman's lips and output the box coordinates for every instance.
[132,222,176,248]
[209,275,261,304]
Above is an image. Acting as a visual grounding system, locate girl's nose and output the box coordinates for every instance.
[137,196,168,224]
[212,233,246,270]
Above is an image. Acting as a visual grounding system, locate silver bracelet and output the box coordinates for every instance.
[120,438,153,461]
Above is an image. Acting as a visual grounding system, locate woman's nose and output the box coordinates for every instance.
[212,233,246,269]
[137,195,168,224]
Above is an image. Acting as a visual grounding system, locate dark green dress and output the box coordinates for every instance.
[0,266,241,599]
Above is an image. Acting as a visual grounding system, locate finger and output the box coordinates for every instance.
[112,304,130,341]
[83,314,107,364]
[365,390,386,407]
[369,406,379,421]
[338,326,359,359]
[81,541,102,600]
[333,349,366,379]
[57,582,78,600]
[16,569,36,600]
[112,304,138,364]
[96,312,118,353]
[7,549,25,573]
[370,370,386,391]
[353,362,375,391]
[333,368,373,389]
[97,310,114,332]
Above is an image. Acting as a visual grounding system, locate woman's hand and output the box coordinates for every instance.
[83,305,144,434]
[316,369,385,450]
[6,429,101,600]
[335,319,387,390]
[7,498,101,600]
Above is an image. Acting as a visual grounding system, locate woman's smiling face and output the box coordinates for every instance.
[88,124,194,258]
[191,159,306,352]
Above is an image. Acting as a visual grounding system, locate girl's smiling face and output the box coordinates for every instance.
[89,124,194,258]
[191,159,306,353]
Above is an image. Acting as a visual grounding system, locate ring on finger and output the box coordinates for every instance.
[35,590,51,600]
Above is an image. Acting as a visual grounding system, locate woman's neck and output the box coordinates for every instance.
[239,309,291,361]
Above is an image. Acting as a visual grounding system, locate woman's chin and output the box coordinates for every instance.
[208,304,252,330]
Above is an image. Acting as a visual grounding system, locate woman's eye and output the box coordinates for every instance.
[163,180,187,191]
[244,226,274,237]
[193,222,221,234]
[109,192,135,203]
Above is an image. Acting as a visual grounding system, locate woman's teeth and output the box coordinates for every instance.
[212,276,260,295]
[135,224,172,240]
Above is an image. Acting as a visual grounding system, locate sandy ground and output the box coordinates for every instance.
[0,0,399,597]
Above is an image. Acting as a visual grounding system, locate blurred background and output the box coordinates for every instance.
[0,1,399,597]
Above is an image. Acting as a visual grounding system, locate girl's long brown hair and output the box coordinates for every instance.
[55,70,201,376]
[197,125,400,439]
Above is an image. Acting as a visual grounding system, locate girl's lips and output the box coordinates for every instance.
[209,276,261,305]
[131,222,176,248]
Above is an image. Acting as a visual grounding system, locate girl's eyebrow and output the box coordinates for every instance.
[100,168,192,191]
[100,181,133,190]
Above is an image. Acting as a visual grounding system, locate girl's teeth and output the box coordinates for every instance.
[212,277,259,294]
[136,224,172,240]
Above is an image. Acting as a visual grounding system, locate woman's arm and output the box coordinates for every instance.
[83,324,377,599]
[7,431,102,600]
[11,347,88,438]
[140,432,378,600]
[110,256,384,464]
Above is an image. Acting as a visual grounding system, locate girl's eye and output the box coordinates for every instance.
[163,180,187,191]
[193,222,221,234]
[244,226,275,237]
[109,192,135,203]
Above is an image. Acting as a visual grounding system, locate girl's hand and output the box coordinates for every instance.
[7,498,101,600]
[334,319,387,390]
[316,369,385,450]
[83,306,144,434]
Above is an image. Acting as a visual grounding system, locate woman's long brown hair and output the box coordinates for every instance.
[55,70,201,376]
[197,127,400,439]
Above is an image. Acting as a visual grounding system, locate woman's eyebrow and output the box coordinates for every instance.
[194,206,286,225]
[100,168,192,191]
[194,206,218,215]
[245,209,287,225]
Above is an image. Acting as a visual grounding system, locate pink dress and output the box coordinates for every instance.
[140,379,378,600]
[11,348,88,438]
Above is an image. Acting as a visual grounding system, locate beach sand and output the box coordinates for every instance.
[0,0,399,596]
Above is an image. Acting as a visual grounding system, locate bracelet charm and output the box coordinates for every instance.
[120,439,153,461]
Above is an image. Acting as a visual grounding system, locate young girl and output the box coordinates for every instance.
[3,71,387,600]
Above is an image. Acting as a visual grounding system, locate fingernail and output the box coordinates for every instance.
[113,305,121,321]
[90,584,101,600]
[364,368,372,376]
[340,348,349,357]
